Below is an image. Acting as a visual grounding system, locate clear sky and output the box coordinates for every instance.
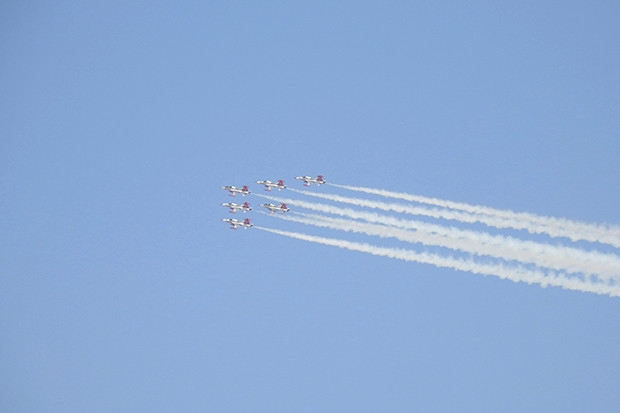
[2,2,620,412]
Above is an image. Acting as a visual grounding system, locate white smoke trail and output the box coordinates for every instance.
[288,188,620,248]
[328,183,620,248]
[268,190,495,224]
[255,226,620,297]
[269,209,620,282]
[259,193,620,280]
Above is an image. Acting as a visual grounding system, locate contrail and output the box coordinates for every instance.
[259,193,620,280]
[269,209,620,282]
[255,226,620,297]
[327,183,620,248]
[269,190,499,225]
[288,188,620,248]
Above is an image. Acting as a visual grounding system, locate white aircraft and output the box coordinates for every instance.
[221,185,251,196]
[260,203,290,214]
[295,175,326,186]
[256,179,286,191]
[222,217,253,229]
[221,201,252,213]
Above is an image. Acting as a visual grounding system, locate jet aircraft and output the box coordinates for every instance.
[221,201,252,213]
[222,217,253,229]
[260,203,290,214]
[295,175,326,186]
[221,185,251,196]
[256,179,286,191]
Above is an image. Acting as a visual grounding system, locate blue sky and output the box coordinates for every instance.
[2,2,620,412]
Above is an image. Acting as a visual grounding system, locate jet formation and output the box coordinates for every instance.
[220,175,325,229]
